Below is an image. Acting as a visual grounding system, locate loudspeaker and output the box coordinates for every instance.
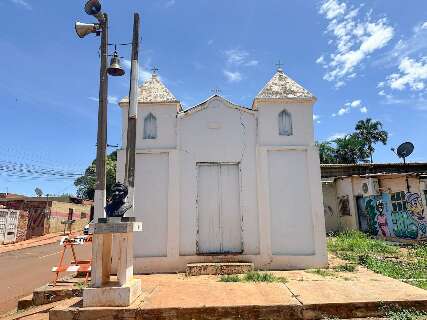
[84,0,102,16]
[75,22,97,38]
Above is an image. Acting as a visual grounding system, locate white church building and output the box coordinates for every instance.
[117,67,327,273]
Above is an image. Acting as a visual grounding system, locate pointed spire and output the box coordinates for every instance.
[253,66,315,107]
[119,71,179,105]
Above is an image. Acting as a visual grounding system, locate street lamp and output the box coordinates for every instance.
[75,0,124,221]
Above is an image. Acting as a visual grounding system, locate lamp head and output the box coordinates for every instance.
[75,21,99,38]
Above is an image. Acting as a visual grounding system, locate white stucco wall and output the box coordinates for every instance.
[117,95,327,273]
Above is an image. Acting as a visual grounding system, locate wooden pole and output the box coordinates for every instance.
[124,13,140,215]
[94,13,109,221]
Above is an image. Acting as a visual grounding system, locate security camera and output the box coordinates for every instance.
[75,22,99,38]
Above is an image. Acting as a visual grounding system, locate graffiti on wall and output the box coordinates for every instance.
[360,191,427,240]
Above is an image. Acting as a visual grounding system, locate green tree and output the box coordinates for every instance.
[334,134,369,164]
[355,118,388,163]
[74,151,117,200]
[317,141,337,164]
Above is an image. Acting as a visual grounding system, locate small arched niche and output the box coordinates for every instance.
[143,113,157,139]
[278,109,293,136]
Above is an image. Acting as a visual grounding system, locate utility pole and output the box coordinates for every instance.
[94,13,109,220]
[124,13,140,213]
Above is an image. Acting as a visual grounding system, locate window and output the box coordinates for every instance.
[391,191,407,212]
[278,109,293,136]
[143,113,157,139]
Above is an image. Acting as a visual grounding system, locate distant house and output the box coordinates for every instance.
[117,68,327,273]
[0,194,93,242]
[321,163,427,241]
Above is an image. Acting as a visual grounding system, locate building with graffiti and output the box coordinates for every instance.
[321,163,427,241]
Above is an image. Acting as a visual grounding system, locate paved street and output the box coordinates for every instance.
[0,242,91,315]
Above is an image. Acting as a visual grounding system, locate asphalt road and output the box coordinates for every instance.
[0,242,91,315]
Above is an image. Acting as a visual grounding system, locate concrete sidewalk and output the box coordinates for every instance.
[0,233,64,254]
[49,260,427,320]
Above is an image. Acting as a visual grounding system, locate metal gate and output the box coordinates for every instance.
[0,209,19,243]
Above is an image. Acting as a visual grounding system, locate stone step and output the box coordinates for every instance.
[186,262,254,276]
[17,294,33,311]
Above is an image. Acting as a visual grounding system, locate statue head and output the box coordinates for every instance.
[111,182,128,203]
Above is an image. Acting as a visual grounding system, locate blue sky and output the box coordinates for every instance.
[0,0,426,196]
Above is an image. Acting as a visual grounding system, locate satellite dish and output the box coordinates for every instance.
[84,0,102,16]
[396,142,414,159]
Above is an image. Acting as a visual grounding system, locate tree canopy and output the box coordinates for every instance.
[318,118,388,164]
[354,118,388,163]
[74,151,117,200]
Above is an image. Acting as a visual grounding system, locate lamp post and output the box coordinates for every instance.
[75,0,125,221]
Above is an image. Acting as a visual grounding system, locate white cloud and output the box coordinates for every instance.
[360,106,368,113]
[122,59,152,82]
[224,49,258,67]
[164,0,175,8]
[88,96,119,104]
[319,0,346,20]
[207,39,214,46]
[9,0,31,10]
[378,21,427,67]
[385,56,427,91]
[313,114,321,124]
[108,96,119,104]
[318,0,394,87]
[316,55,325,64]
[332,106,350,117]
[223,70,242,83]
[350,99,361,108]
[245,60,259,67]
[327,132,346,141]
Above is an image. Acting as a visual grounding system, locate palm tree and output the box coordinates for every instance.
[355,118,388,163]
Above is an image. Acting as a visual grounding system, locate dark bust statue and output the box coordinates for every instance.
[105,182,133,218]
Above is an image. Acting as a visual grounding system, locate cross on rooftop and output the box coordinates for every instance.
[211,88,222,95]
[151,66,159,75]
[275,60,283,71]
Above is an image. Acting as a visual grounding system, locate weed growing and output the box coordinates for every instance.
[328,231,427,289]
[305,268,336,277]
[332,263,357,272]
[219,271,287,283]
[219,274,241,282]
[381,305,427,320]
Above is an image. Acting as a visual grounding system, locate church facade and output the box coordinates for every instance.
[117,68,327,273]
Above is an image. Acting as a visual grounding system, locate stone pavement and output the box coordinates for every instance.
[48,262,427,320]
[0,233,63,254]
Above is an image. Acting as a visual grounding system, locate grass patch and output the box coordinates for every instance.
[74,281,88,289]
[305,268,336,277]
[219,274,241,282]
[381,305,427,320]
[332,263,357,272]
[219,271,287,283]
[328,231,427,289]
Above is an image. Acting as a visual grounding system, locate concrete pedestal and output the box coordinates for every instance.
[83,219,142,307]
[83,278,142,307]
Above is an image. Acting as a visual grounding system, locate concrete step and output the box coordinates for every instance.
[17,294,33,311]
[186,262,254,276]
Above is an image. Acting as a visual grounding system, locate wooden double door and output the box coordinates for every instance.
[197,163,242,254]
